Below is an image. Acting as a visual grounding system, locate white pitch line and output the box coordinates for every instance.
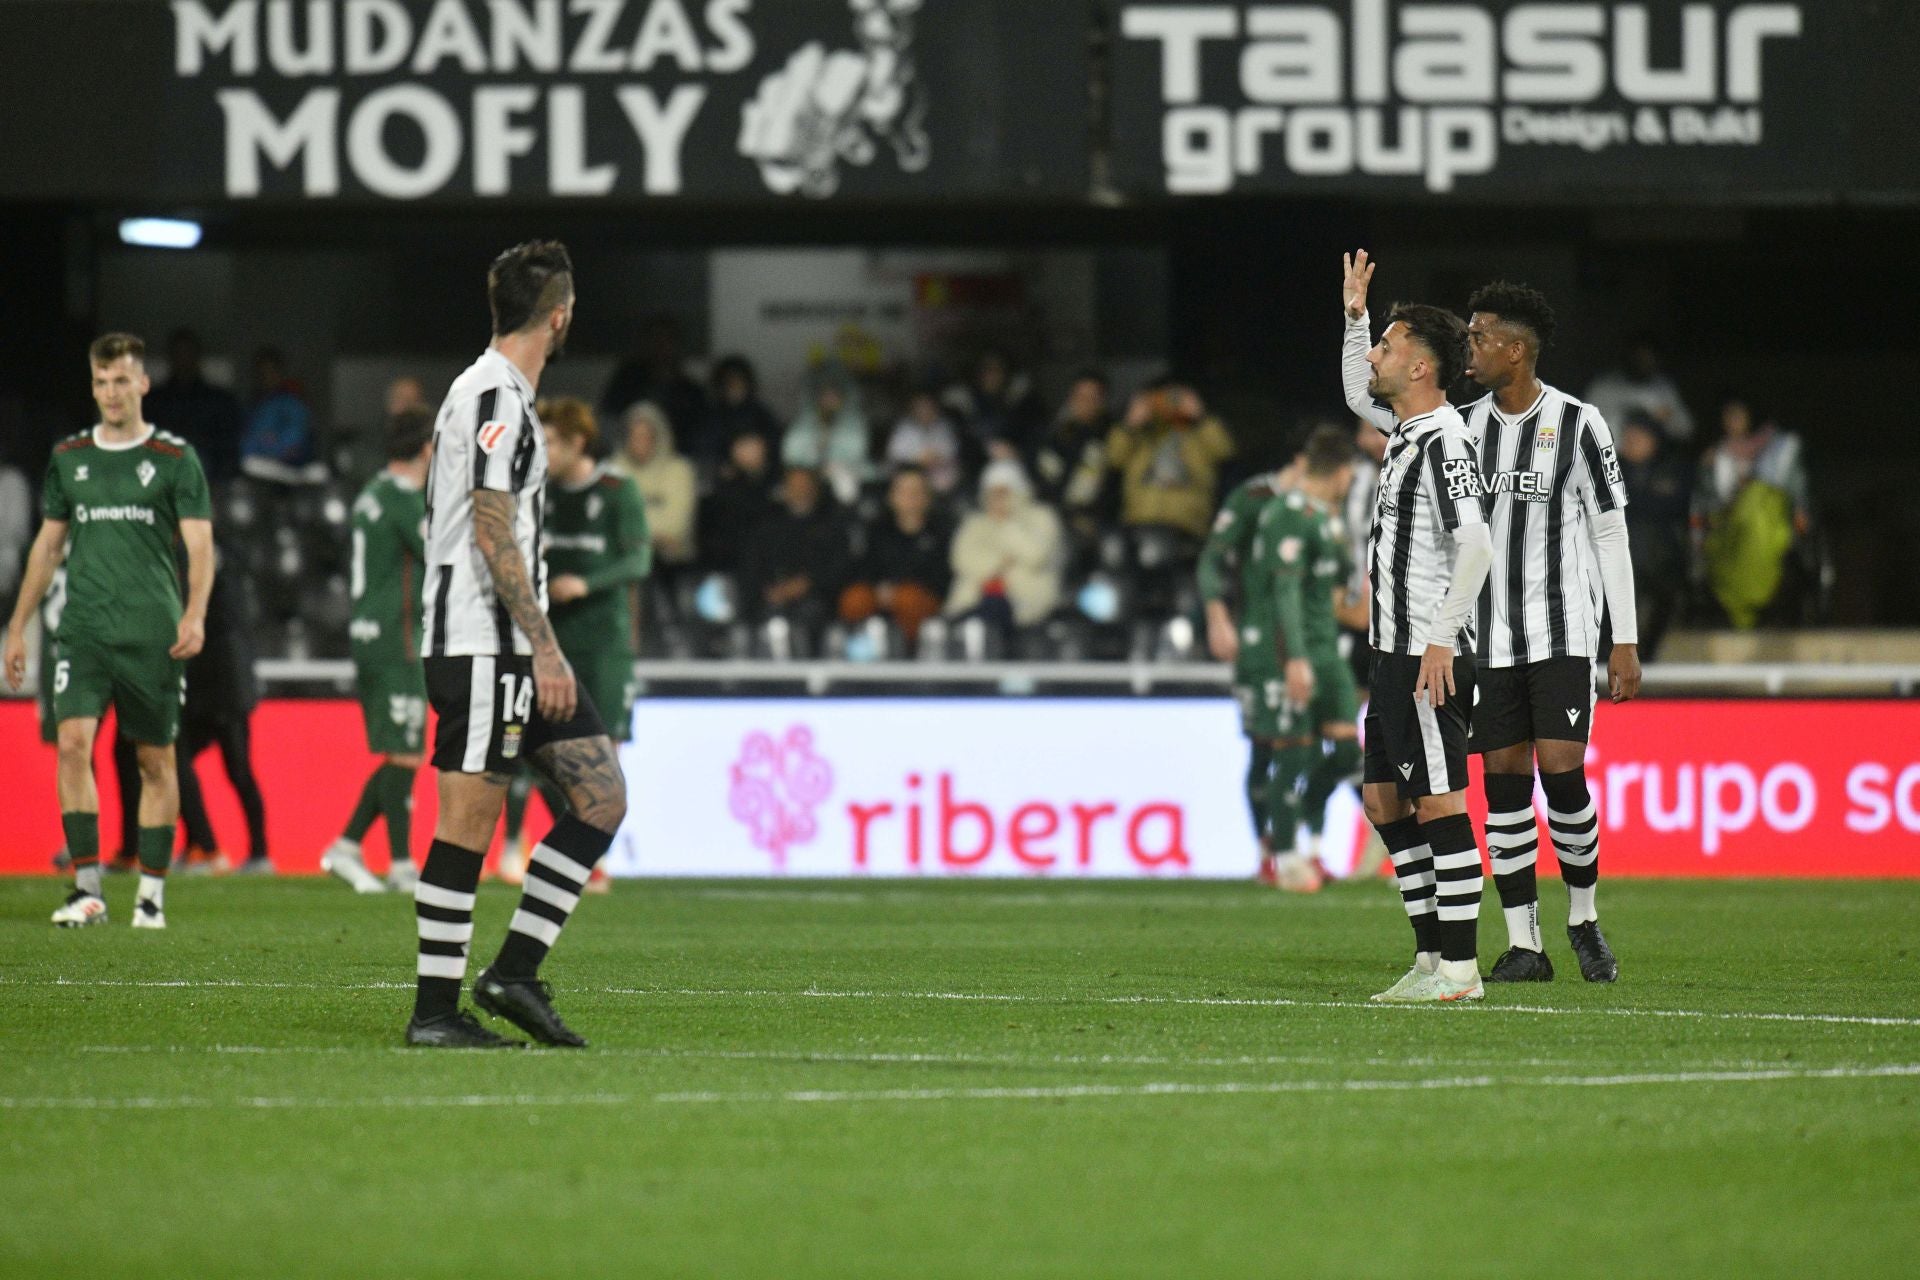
[4,1063,1917,1112]
[5,976,1917,1029]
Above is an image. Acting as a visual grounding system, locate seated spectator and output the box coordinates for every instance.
[783,367,873,503]
[1106,380,1236,542]
[739,467,851,648]
[1585,335,1696,444]
[615,402,697,571]
[1692,397,1811,628]
[884,390,961,495]
[942,348,1044,479]
[240,347,315,468]
[705,354,782,465]
[1616,413,1691,658]
[599,314,710,460]
[841,466,952,647]
[147,328,243,487]
[700,430,778,573]
[1032,369,1115,549]
[946,460,1064,636]
[385,375,427,419]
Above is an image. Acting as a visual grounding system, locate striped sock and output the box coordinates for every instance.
[63,812,101,897]
[491,816,616,980]
[1543,767,1600,925]
[413,840,482,1020]
[1483,772,1542,953]
[1422,813,1485,964]
[1376,816,1440,957]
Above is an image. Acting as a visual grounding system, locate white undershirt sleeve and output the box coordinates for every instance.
[1588,507,1639,645]
[1343,312,1399,437]
[1421,522,1493,651]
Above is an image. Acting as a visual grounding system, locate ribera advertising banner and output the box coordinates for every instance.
[0,0,1087,203]
[1,696,1916,877]
[1106,0,1879,199]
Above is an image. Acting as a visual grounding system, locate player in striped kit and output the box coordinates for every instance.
[1461,282,1638,983]
[406,241,628,1049]
[1341,251,1496,1003]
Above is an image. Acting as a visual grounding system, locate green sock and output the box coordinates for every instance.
[343,768,383,842]
[502,772,532,844]
[136,825,173,877]
[376,765,415,868]
[63,812,101,895]
[1267,744,1314,854]
[1302,738,1363,837]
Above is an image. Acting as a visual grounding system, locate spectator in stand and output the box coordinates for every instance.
[783,366,873,503]
[704,354,782,464]
[240,347,315,468]
[599,314,710,461]
[147,328,244,488]
[385,375,428,419]
[884,389,962,495]
[943,348,1045,479]
[739,466,851,650]
[1585,335,1696,445]
[840,466,952,647]
[1031,369,1115,556]
[1615,413,1691,658]
[946,459,1064,638]
[1106,379,1236,542]
[0,447,29,603]
[700,429,779,573]
[616,401,697,574]
[1692,397,1811,629]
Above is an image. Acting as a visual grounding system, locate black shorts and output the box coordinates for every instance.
[1363,650,1475,799]
[425,655,607,776]
[1472,656,1596,755]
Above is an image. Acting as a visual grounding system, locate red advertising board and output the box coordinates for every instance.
[0,698,1915,877]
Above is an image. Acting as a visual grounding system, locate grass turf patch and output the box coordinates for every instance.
[2,876,1916,1278]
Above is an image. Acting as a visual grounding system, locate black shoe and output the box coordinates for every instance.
[473,969,587,1048]
[1567,921,1619,983]
[405,1009,521,1049]
[1485,947,1555,983]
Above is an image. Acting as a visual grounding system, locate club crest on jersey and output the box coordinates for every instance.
[477,420,511,454]
[74,465,89,482]
[1279,536,1304,564]
[1534,426,1558,452]
[136,460,156,488]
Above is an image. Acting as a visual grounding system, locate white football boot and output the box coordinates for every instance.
[51,890,108,928]
[320,839,386,894]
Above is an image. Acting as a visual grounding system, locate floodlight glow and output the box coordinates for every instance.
[118,218,203,249]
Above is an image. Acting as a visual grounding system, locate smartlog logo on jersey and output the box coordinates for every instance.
[1121,2,1806,193]
[727,725,1195,874]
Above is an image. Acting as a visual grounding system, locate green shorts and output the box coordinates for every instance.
[1238,651,1359,743]
[353,648,427,757]
[51,635,185,746]
[571,648,637,743]
[1232,622,1284,739]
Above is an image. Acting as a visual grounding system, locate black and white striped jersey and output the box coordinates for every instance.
[1368,407,1489,657]
[1461,383,1629,667]
[421,349,549,658]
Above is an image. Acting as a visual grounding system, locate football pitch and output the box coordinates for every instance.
[3,875,1916,1278]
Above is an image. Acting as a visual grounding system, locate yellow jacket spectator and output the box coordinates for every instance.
[1106,384,1235,539]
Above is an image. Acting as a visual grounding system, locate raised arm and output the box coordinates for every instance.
[472,488,575,721]
[3,520,68,691]
[1341,250,1398,436]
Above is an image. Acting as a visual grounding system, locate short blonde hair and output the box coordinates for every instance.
[538,396,597,449]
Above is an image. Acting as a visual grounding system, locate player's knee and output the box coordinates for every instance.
[135,747,175,786]
[1414,792,1465,823]
[1361,788,1404,827]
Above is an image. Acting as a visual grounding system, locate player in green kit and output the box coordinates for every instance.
[496,397,649,889]
[1251,426,1364,891]
[320,407,434,895]
[4,334,214,929]
[1199,459,1296,881]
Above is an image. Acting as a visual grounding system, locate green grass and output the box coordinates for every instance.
[2,876,1917,1279]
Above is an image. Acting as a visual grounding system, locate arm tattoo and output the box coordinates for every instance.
[531,735,627,833]
[471,489,558,652]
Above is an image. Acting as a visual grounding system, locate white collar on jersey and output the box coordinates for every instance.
[556,460,607,494]
[91,424,156,451]
[478,346,537,402]
[1490,382,1554,423]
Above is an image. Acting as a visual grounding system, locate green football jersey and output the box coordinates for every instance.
[1197,471,1281,603]
[1250,490,1350,664]
[41,426,211,647]
[545,463,651,660]
[349,471,428,661]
